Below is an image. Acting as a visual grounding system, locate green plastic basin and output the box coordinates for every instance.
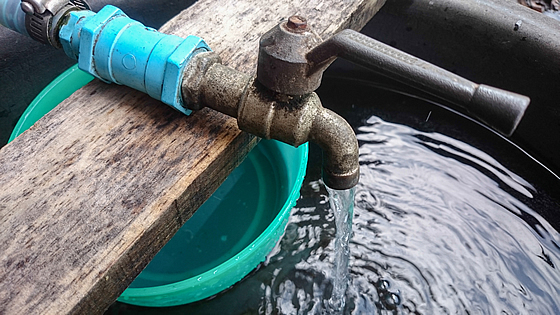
[10,64,308,307]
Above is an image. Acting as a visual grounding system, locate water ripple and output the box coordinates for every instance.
[348,116,560,314]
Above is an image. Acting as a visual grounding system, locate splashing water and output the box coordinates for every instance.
[326,187,355,313]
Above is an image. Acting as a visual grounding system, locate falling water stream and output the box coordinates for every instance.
[107,79,560,314]
[326,187,355,312]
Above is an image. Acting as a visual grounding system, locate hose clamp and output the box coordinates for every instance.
[21,0,89,48]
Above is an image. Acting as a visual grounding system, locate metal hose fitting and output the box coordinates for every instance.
[21,0,89,47]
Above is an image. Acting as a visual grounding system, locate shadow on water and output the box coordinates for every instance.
[107,74,560,314]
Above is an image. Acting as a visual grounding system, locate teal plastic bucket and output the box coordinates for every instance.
[10,65,308,307]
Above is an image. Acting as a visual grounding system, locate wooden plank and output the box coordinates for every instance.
[0,0,385,313]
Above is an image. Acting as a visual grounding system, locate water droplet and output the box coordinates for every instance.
[382,292,401,310]
[376,279,391,291]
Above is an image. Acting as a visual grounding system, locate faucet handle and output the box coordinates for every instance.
[306,29,529,136]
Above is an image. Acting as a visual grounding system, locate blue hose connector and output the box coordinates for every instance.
[59,5,209,115]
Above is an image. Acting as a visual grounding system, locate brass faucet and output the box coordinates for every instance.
[182,15,531,190]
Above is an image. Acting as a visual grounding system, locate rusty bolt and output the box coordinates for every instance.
[286,15,307,32]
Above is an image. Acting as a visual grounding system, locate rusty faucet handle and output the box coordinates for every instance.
[257,17,530,137]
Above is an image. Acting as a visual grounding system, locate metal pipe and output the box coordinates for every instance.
[305,29,530,136]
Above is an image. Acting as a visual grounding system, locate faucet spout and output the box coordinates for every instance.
[236,80,359,189]
[309,107,359,190]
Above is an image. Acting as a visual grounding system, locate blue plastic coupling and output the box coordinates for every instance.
[59,5,210,115]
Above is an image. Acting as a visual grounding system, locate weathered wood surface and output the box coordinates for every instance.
[0,0,384,313]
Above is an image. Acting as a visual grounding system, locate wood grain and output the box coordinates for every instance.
[0,0,384,313]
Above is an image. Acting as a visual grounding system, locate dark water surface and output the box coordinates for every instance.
[348,115,560,314]
[107,77,560,314]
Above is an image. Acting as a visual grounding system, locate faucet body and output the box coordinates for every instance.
[238,84,359,189]
[182,53,360,189]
